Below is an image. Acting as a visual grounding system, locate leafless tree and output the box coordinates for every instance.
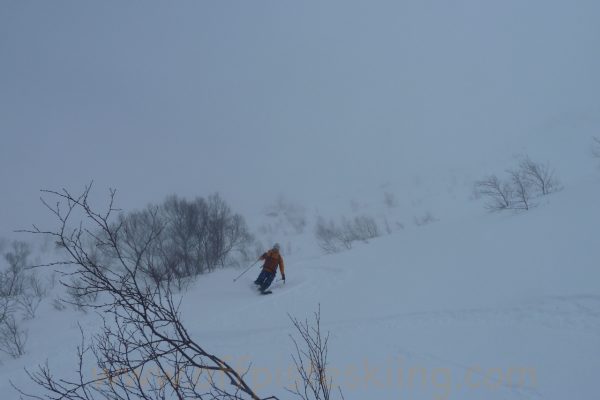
[287,305,343,400]
[518,157,560,196]
[116,206,171,286]
[475,157,562,212]
[16,184,278,400]
[474,175,514,211]
[508,169,532,211]
[204,194,253,272]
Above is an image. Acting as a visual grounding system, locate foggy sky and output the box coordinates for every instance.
[1,0,599,238]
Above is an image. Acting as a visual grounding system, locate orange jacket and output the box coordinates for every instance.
[260,249,285,276]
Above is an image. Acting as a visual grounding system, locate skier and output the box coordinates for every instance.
[254,243,285,293]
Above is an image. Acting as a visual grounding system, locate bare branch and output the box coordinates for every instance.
[508,169,532,211]
[475,157,560,212]
[287,305,342,400]
[17,184,277,400]
[474,175,513,211]
[518,156,560,196]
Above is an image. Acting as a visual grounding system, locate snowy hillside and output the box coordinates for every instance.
[2,159,599,400]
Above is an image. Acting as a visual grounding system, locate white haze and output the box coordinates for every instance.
[1,0,599,237]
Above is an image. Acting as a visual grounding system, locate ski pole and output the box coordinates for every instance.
[233,260,259,282]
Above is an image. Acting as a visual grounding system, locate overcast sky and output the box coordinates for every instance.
[1,0,599,238]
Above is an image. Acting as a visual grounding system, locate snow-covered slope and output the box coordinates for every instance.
[187,176,600,400]
[2,167,599,400]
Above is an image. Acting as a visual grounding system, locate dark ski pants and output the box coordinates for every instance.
[254,269,276,291]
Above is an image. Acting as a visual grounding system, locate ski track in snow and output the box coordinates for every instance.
[333,294,600,334]
[198,288,600,399]
[199,292,600,339]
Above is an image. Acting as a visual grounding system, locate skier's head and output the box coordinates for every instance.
[272,243,280,251]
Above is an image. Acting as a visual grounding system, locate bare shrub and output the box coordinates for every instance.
[474,175,514,211]
[16,273,46,320]
[103,193,253,287]
[288,305,343,400]
[17,184,278,400]
[315,215,380,253]
[344,215,379,242]
[16,292,42,319]
[2,241,48,319]
[518,157,560,196]
[475,157,560,212]
[0,314,27,359]
[315,217,344,253]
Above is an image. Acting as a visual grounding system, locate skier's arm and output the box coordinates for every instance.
[279,256,285,280]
